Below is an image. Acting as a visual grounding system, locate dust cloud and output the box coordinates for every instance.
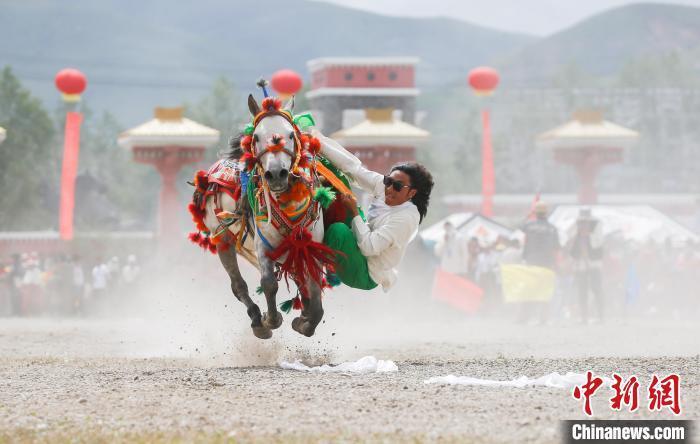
[28,236,695,369]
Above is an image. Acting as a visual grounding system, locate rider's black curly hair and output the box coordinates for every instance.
[390,162,434,224]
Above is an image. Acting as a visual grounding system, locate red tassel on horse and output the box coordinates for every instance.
[194,170,209,191]
[188,231,202,244]
[292,296,304,310]
[188,203,208,232]
[241,135,252,151]
[297,151,312,170]
[266,226,337,288]
[240,152,257,172]
[261,97,282,111]
[308,137,321,156]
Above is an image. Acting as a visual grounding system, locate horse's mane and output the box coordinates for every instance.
[226,132,245,160]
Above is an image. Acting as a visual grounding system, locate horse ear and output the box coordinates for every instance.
[248,94,260,116]
[283,95,295,113]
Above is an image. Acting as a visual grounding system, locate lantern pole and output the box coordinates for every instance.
[468,67,499,218]
[55,68,87,241]
[481,107,495,216]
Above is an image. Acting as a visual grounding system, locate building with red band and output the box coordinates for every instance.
[307,57,419,135]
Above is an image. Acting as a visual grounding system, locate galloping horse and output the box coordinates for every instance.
[189,89,346,339]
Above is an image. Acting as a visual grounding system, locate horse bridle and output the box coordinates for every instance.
[248,108,320,236]
[251,110,302,168]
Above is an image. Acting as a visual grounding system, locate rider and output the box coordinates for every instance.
[315,132,434,292]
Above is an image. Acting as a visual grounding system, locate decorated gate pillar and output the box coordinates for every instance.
[537,111,638,204]
[331,108,428,211]
[118,107,219,240]
[331,108,428,174]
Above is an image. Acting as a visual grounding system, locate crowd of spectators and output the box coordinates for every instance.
[433,204,700,323]
[0,252,141,317]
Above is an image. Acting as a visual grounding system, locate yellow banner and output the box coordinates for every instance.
[500,264,555,303]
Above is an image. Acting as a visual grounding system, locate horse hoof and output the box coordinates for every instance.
[252,325,273,339]
[291,316,315,337]
[262,311,283,330]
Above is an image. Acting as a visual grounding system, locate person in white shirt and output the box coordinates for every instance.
[317,133,434,292]
[121,254,140,285]
[434,221,469,275]
[91,261,109,300]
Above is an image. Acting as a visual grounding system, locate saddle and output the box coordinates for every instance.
[188,156,353,268]
[189,158,258,266]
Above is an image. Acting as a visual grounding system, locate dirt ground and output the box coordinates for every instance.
[0,306,697,443]
[0,254,697,443]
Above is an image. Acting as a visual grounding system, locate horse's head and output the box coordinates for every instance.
[247,94,297,194]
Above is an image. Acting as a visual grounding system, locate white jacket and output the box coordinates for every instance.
[319,135,420,291]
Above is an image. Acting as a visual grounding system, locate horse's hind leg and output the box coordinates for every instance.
[292,280,323,337]
[218,247,271,339]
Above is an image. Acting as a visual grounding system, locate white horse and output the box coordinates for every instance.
[196,94,328,339]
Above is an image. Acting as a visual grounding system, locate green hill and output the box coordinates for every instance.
[500,2,700,85]
[0,0,532,124]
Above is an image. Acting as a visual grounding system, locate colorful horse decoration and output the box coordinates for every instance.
[188,80,352,338]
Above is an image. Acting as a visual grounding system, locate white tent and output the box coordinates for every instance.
[549,205,699,246]
[419,212,474,245]
[420,212,521,247]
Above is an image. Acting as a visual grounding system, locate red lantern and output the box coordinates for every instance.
[271,69,303,98]
[468,67,499,95]
[55,68,87,102]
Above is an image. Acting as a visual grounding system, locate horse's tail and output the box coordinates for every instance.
[226,133,244,160]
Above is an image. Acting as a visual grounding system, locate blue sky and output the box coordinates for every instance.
[315,0,700,35]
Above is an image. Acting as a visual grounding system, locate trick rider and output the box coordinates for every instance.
[315,132,434,292]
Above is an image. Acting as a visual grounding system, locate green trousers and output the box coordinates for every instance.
[323,223,378,290]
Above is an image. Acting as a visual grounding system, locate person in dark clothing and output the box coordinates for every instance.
[522,202,560,268]
[519,202,560,323]
[570,208,604,323]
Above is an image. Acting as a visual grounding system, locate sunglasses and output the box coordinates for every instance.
[383,175,412,192]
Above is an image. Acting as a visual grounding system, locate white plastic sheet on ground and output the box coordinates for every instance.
[280,356,398,374]
[424,372,613,389]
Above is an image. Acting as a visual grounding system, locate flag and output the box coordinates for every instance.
[431,268,483,314]
[500,264,555,303]
[526,191,541,221]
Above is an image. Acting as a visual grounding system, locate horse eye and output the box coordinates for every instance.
[289,132,294,139]
[253,134,259,142]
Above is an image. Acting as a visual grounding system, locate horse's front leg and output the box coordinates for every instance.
[217,246,270,339]
[256,240,284,331]
[292,279,323,337]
